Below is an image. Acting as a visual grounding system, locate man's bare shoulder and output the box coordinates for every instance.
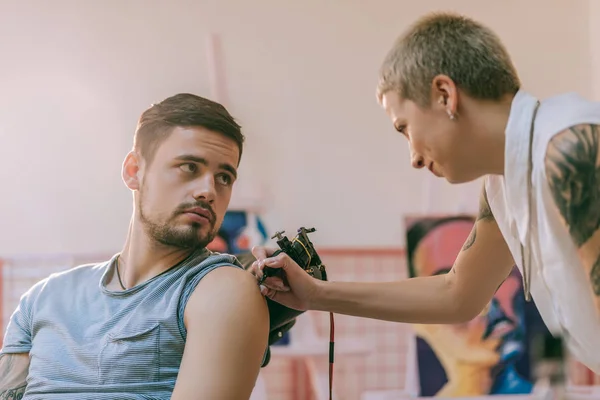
[173,266,269,399]
[183,266,268,328]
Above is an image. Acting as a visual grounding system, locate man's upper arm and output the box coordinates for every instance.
[0,353,29,399]
[447,182,516,320]
[545,124,600,298]
[172,266,269,400]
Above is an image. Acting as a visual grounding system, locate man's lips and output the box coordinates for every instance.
[182,207,213,223]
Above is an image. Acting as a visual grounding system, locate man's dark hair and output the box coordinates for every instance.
[133,93,244,165]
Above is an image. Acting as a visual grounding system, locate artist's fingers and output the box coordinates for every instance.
[249,260,290,291]
[264,252,303,277]
[250,246,279,281]
[260,285,292,302]
[248,261,258,276]
[248,260,263,280]
[261,276,290,292]
[251,246,277,262]
[260,284,278,298]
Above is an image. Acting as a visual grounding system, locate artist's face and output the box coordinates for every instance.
[412,220,522,366]
[122,126,239,249]
[380,79,480,184]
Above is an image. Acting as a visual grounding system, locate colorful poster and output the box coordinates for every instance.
[207,210,269,254]
[405,215,534,397]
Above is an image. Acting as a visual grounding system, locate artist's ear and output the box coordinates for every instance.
[122,151,143,191]
[431,74,459,115]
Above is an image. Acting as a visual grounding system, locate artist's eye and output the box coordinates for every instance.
[395,125,407,136]
[180,163,197,173]
[216,173,233,186]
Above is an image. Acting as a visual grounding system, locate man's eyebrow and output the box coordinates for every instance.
[174,154,237,179]
[219,163,237,179]
[175,154,207,164]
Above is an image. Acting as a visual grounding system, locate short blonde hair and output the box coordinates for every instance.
[377,12,520,107]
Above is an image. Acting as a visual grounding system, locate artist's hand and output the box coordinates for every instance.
[250,246,321,311]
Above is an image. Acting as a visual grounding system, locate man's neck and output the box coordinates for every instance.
[116,220,196,289]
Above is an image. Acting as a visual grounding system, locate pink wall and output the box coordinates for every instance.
[590,0,600,101]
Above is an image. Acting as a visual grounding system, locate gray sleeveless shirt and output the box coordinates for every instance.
[1,248,242,399]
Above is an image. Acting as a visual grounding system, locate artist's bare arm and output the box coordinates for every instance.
[171,267,269,400]
[0,353,29,399]
[545,123,600,309]
[254,184,515,324]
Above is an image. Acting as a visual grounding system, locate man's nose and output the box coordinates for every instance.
[192,174,216,203]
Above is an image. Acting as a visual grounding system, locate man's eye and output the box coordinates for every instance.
[216,174,232,186]
[180,163,197,173]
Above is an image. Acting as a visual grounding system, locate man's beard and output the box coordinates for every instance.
[138,198,217,250]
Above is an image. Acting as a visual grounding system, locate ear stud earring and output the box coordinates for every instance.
[439,97,455,119]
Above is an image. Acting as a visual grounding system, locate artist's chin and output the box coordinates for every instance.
[442,168,486,184]
[444,174,473,184]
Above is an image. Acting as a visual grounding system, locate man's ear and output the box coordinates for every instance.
[122,151,143,191]
[431,74,459,115]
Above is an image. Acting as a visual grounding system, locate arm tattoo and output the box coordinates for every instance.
[462,227,476,251]
[545,124,600,247]
[0,354,29,399]
[591,254,600,296]
[462,186,495,251]
[0,385,26,399]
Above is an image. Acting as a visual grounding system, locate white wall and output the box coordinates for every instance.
[0,0,592,255]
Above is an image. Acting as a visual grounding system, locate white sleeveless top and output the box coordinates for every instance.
[486,89,600,373]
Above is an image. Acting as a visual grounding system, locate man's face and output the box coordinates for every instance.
[129,126,239,250]
[381,91,475,184]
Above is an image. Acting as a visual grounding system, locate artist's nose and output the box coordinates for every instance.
[410,149,425,169]
[192,174,216,204]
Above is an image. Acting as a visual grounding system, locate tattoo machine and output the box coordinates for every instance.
[258,227,327,284]
[259,227,335,400]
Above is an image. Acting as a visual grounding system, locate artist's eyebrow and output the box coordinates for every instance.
[174,154,238,179]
